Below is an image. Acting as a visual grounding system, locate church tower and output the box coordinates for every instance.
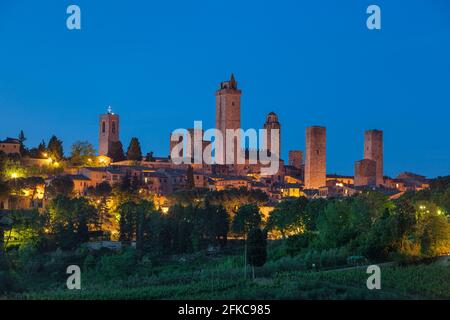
[99,106,120,156]
[263,112,281,159]
[215,74,241,164]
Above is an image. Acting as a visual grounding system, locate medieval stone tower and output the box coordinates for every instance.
[263,112,281,159]
[364,129,383,186]
[169,129,206,163]
[170,132,183,160]
[215,74,241,164]
[305,126,326,189]
[354,159,377,186]
[99,106,120,156]
[288,150,303,169]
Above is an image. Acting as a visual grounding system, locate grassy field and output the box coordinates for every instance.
[17,252,450,300]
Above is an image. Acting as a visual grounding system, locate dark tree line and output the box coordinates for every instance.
[118,200,229,256]
[265,177,450,262]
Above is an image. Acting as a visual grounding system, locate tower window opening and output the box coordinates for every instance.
[102,121,106,133]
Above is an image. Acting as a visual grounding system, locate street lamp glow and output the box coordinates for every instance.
[11,172,18,179]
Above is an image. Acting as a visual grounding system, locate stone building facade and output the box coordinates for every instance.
[0,138,21,155]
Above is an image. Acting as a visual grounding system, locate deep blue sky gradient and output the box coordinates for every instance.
[1,0,449,177]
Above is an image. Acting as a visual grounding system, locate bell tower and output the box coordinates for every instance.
[263,112,281,158]
[99,106,120,156]
[215,74,241,164]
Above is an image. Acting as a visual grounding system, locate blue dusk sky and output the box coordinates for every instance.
[0,0,449,178]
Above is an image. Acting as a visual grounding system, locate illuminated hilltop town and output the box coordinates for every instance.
[0,75,430,211]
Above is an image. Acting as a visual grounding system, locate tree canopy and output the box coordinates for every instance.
[126,137,142,161]
[47,135,64,161]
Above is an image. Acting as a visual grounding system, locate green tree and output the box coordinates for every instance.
[232,204,262,237]
[0,181,10,197]
[209,204,229,248]
[145,151,155,162]
[415,202,450,257]
[47,135,64,161]
[28,140,47,159]
[1,209,43,254]
[364,208,401,260]
[118,201,138,242]
[135,200,155,254]
[48,196,98,249]
[1,158,27,181]
[0,181,10,252]
[316,199,353,249]
[190,202,229,250]
[285,232,316,257]
[166,188,209,207]
[38,140,47,155]
[247,228,267,279]
[348,192,392,246]
[69,141,96,166]
[126,137,142,161]
[18,130,27,155]
[232,204,262,278]
[171,204,196,254]
[206,188,268,217]
[108,141,125,162]
[48,176,74,197]
[87,182,113,233]
[266,197,310,238]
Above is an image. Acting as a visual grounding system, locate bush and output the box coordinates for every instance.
[0,271,21,295]
[346,256,368,266]
[285,233,315,257]
[94,248,137,280]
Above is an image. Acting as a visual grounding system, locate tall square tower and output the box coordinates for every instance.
[288,150,303,169]
[364,129,383,186]
[215,74,241,164]
[99,107,120,157]
[263,112,281,159]
[305,126,326,189]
